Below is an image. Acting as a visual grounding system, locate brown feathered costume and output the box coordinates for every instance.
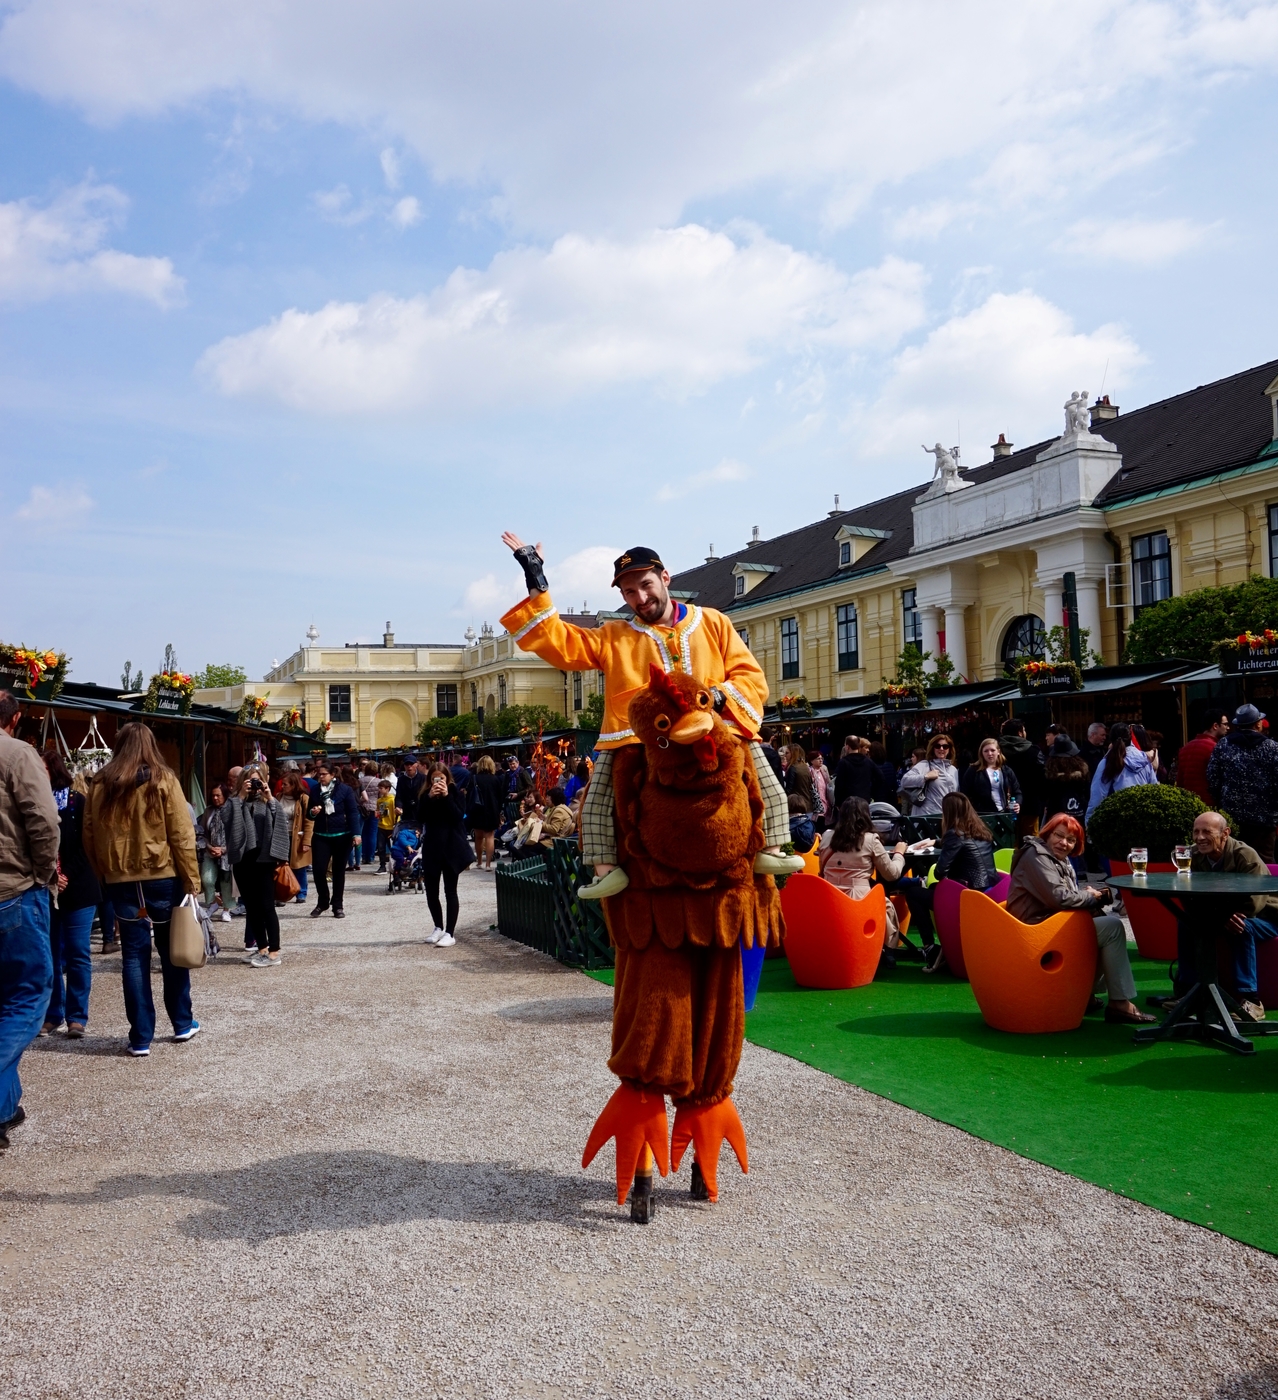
[581,666,784,1207]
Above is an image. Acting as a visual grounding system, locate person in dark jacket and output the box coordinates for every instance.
[1041,737,1091,827]
[395,756,426,827]
[1206,704,1278,861]
[834,735,889,806]
[788,793,816,854]
[41,753,101,1038]
[868,741,897,802]
[466,755,507,870]
[307,761,363,917]
[902,792,1000,969]
[419,764,473,946]
[960,737,1023,816]
[998,719,1045,839]
[221,766,292,964]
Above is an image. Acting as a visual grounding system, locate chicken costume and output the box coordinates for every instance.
[580,668,784,1213]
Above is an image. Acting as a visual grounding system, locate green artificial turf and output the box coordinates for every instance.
[585,957,1278,1253]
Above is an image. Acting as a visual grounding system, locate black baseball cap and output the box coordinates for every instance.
[612,546,665,586]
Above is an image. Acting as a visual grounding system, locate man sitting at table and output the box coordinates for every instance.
[1175,812,1277,1023]
[1006,813,1154,1025]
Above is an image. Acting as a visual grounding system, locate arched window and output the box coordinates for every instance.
[1001,614,1046,672]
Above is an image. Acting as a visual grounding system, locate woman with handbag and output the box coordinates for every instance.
[277,770,315,903]
[83,723,202,1056]
[220,765,292,967]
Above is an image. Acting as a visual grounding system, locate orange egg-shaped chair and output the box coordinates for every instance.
[801,847,821,877]
[959,889,1097,1033]
[780,873,885,990]
[1109,859,1178,960]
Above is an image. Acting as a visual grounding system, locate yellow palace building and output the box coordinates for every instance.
[669,359,1278,702]
[197,358,1278,744]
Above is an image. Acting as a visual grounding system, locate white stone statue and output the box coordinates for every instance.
[1064,390,1091,436]
[921,441,968,496]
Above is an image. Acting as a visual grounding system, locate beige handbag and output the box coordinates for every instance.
[169,894,207,969]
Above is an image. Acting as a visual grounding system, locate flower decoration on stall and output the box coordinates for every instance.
[283,706,304,731]
[236,692,270,725]
[1015,658,1082,695]
[143,669,196,715]
[1213,629,1278,673]
[0,643,69,699]
[778,692,813,718]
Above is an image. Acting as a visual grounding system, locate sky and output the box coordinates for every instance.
[2,0,1277,687]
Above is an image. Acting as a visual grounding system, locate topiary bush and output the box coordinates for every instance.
[1086,784,1232,861]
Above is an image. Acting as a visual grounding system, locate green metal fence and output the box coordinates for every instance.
[900,812,1017,849]
[493,839,615,969]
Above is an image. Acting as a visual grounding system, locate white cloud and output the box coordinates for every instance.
[0,180,184,306]
[656,458,751,504]
[379,147,401,190]
[1052,216,1216,265]
[390,195,422,229]
[2,2,1274,232]
[863,290,1145,459]
[460,572,508,618]
[14,483,93,524]
[546,545,619,611]
[199,226,927,413]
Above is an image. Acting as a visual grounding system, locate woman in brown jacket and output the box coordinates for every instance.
[278,770,315,904]
[83,723,201,1057]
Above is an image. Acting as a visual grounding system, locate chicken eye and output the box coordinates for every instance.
[654,715,671,731]
[696,691,710,708]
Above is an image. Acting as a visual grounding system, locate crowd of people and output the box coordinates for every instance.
[0,687,591,1147]
[772,700,1278,1022]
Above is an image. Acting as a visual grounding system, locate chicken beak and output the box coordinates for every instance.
[668,710,714,744]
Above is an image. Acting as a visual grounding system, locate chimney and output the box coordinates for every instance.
[747,525,761,548]
[991,433,1014,458]
[1090,394,1119,426]
[705,543,718,563]
[383,621,395,647]
[828,493,841,517]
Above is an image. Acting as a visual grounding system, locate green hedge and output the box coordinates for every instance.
[1086,784,1232,861]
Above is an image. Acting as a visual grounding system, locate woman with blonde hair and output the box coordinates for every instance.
[466,754,505,870]
[961,737,1022,816]
[83,723,201,1056]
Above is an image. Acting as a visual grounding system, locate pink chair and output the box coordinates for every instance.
[1259,867,1278,1006]
[934,876,1012,980]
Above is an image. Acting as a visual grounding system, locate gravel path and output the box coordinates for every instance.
[2,866,1276,1399]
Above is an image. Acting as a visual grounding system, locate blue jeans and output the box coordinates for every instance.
[1178,913,1278,998]
[48,903,95,1027]
[104,879,194,1050]
[0,887,53,1122]
[295,866,309,901]
[362,812,378,862]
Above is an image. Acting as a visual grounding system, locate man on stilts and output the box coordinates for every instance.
[498,535,803,896]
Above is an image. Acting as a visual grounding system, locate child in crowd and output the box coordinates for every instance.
[376,779,397,872]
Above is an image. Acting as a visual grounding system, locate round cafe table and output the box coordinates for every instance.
[1109,872,1278,1056]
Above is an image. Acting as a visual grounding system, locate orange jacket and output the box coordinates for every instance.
[500,590,767,749]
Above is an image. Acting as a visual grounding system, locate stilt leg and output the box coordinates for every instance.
[630,1143,656,1224]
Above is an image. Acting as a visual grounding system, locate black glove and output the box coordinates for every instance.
[513,545,549,594]
[710,686,727,712]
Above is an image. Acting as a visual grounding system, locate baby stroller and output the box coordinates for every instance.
[387,824,424,894]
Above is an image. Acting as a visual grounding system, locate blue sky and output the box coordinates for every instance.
[2,0,1277,686]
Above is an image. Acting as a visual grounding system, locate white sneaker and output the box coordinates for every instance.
[434,933,456,947]
[219,911,232,923]
[425,928,445,945]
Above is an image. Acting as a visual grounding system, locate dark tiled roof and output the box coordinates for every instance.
[669,482,927,613]
[669,356,1278,607]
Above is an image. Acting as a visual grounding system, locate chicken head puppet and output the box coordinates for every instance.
[582,665,784,1216]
